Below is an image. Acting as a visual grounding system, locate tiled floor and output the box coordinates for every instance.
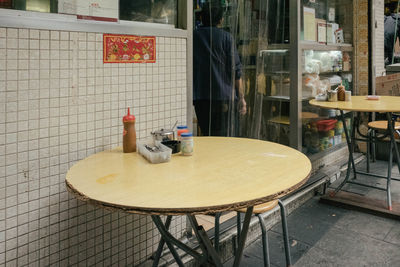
[224,159,400,266]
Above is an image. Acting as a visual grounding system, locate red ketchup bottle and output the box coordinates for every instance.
[123,108,136,153]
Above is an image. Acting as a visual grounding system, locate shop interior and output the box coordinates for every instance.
[193,0,353,157]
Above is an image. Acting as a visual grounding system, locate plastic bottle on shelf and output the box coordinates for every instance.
[123,108,137,153]
[327,3,336,22]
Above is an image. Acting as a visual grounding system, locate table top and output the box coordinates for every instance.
[309,96,400,112]
[66,137,311,215]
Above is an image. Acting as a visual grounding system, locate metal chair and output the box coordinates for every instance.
[365,118,400,210]
[214,200,291,267]
[366,120,400,172]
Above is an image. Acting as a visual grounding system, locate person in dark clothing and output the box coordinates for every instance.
[384,13,400,66]
[193,2,246,136]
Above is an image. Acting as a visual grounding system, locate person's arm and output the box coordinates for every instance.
[225,32,246,115]
[236,78,246,115]
[227,34,246,115]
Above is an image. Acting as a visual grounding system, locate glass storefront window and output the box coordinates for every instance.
[120,0,177,27]
[192,0,292,141]
[302,49,353,155]
[238,0,291,144]
[6,0,57,13]
[193,0,354,157]
[1,0,181,28]
[300,0,354,155]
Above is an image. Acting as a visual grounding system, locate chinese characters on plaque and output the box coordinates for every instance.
[103,34,156,63]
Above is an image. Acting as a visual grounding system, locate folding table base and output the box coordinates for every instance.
[151,207,254,267]
[330,111,400,211]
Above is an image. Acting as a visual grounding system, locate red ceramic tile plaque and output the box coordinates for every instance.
[103,34,156,63]
[0,0,12,8]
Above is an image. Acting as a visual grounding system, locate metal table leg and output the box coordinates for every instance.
[236,211,241,247]
[367,128,372,173]
[151,216,185,267]
[233,206,254,267]
[387,113,400,175]
[152,215,172,267]
[386,112,400,211]
[278,200,292,267]
[350,112,357,179]
[214,212,221,252]
[387,140,393,210]
[333,110,356,195]
[396,129,400,169]
[151,215,203,266]
[187,215,223,267]
[372,129,377,162]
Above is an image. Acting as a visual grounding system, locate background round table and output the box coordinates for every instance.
[66,137,312,215]
[309,95,400,212]
[309,96,400,112]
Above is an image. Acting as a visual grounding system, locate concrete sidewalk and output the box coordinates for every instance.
[225,196,400,266]
[225,160,400,266]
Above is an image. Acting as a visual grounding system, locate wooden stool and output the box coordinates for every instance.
[214,200,291,267]
[368,121,400,131]
[366,120,400,172]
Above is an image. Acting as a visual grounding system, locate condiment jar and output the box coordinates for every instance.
[337,85,346,101]
[180,132,193,156]
[123,108,136,153]
[177,125,189,140]
[327,90,338,102]
[345,91,351,102]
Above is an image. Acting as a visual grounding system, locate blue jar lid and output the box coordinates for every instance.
[181,132,193,137]
[177,125,188,129]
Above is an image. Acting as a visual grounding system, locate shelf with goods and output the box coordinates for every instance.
[235,0,356,155]
[314,70,352,75]
[267,111,320,125]
[264,95,312,102]
[260,44,290,51]
[300,41,353,52]
[302,110,352,155]
[300,0,354,156]
[243,65,257,70]
[268,115,290,125]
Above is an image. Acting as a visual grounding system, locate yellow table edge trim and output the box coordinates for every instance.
[65,171,311,216]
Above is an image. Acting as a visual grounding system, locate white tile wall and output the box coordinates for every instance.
[375,0,385,77]
[0,27,187,266]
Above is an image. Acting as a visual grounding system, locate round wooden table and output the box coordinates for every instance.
[309,96,400,211]
[66,137,311,266]
[309,96,400,113]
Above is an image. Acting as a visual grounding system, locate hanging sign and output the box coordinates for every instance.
[103,34,156,63]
